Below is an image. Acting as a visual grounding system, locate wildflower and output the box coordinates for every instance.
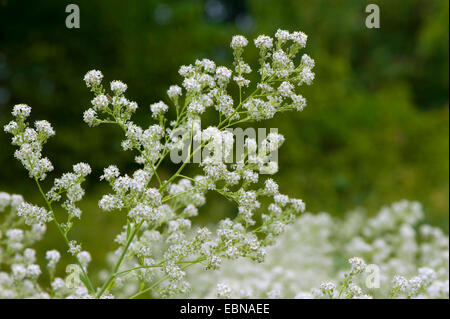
[110,80,127,94]
[0,192,11,212]
[320,281,336,296]
[46,250,61,270]
[17,202,53,225]
[83,70,103,87]
[264,179,279,195]
[12,104,31,118]
[301,54,315,68]
[215,67,232,86]
[217,283,232,299]
[418,267,436,286]
[167,85,182,100]
[291,94,306,111]
[231,35,248,49]
[409,276,424,296]
[35,120,55,139]
[277,81,294,97]
[290,31,308,48]
[1,29,322,299]
[254,35,273,50]
[275,29,290,43]
[68,240,81,256]
[150,101,169,118]
[83,108,99,127]
[290,199,306,213]
[392,275,408,294]
[77,251,92,269]
[91,94,109,110]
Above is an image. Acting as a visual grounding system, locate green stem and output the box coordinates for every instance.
[129,258,205,299]
[95,220,143,298]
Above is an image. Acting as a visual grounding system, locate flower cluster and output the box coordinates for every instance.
[2,29,446,300]
[46,162,91,222]
[2,30,313,299]
[4,104,54,181]
[4,101,94,294]
[186,201,448,299]
[80,30,313,298]
[0,193,49,298]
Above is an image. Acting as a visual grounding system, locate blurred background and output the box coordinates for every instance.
[0,0,448,273]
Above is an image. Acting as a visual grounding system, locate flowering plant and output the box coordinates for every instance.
[1,29,314,298]
[2,29,447,300]
[188,201,448,299]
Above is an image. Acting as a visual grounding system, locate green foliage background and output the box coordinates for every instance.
[0,0,448,273]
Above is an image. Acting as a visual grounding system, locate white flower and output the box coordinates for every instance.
[100,165,120,182]
[291,94,306,111]
[17,202,53,225]
[418,267,436,286]
[243,170,258,183]
[0,192,11,212]
[35,120,55,138]
[150,101,169,118]
[299,66,315,85]
[179,65,195,77]
[46,250,61,269]
[392,275,408,293]
[6,229,24,242]
[1,29,325,299]
[254,35,273,49]
[26,264,41,279]
[262,132,285,152]
[349,257,366,275]
[11,264,27,280]
[73,162,91,177]
[182,77,201,92]
[77,251,91,268]
[301,54,315,69]
[110,80,127,94]
[12,104,31,118]
[99,194,123,211]
[51,278,66,291]
[233,75,250,87]
[264,179,279,195]
[274,194,289,207]
[409,276,424,296]
[217,282,232,299]
[187,99,206,114]
[277,81,294,97]
[4,121,18,134]
[83,108,99,127]
[215,67,232,86]
[91,94,109,110]
[320,281,336,294]
[290,199,306,213]
[216,94,234,116]
[68,240,81,256]
[167,85,182,99]
[196,58,216,73]
[23,249,36,264]
[231,35,248,49]
[290,31,308,47]
[275,29,290,42]
[83,70,103,87]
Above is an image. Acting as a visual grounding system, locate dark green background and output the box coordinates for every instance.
[0,0,448,274]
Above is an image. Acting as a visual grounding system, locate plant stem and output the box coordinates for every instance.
[129,258,204,299]
[34,177,95,294]
[95,220,143,298]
